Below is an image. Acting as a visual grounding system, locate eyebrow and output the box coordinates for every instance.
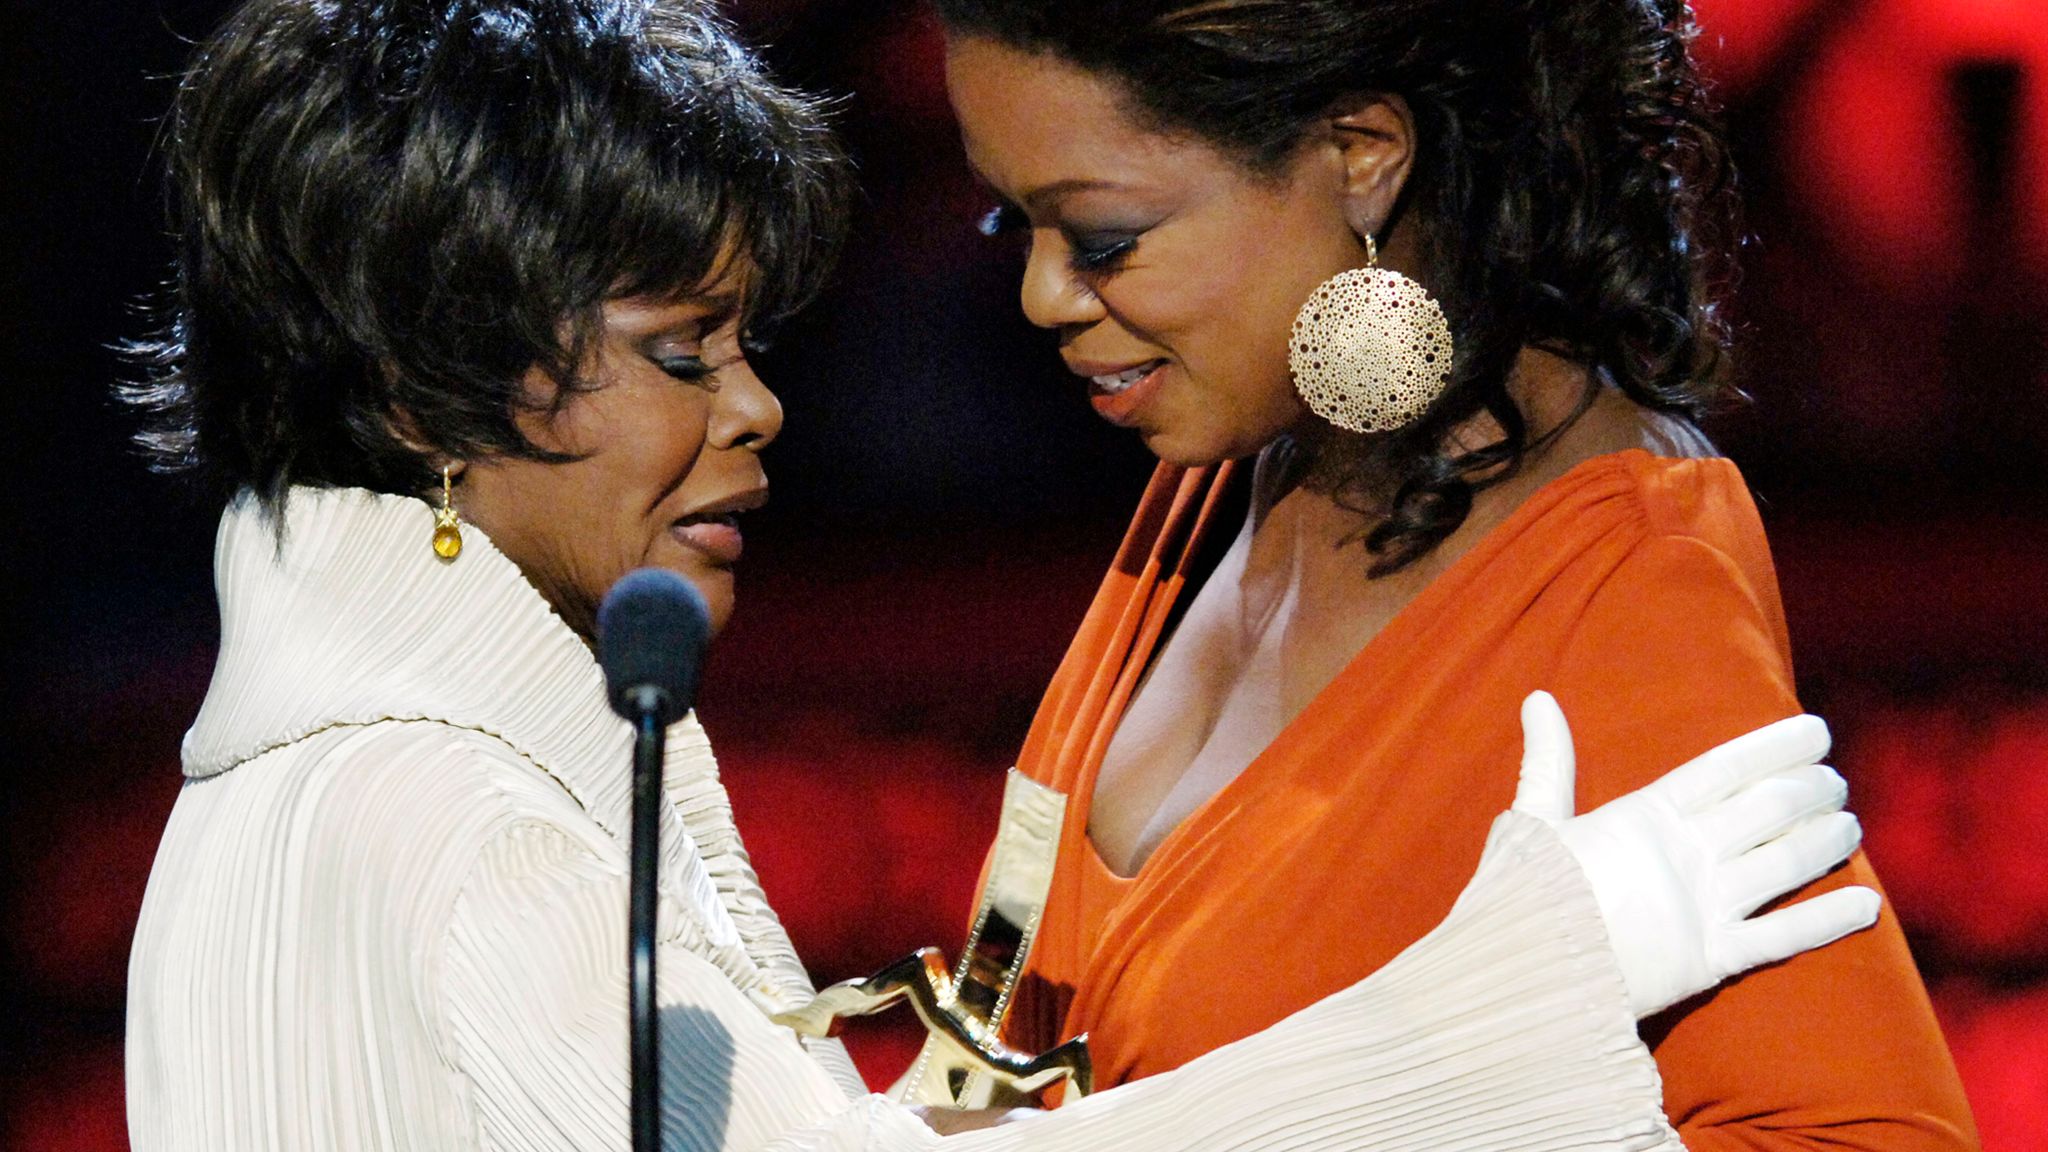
[1023,177,1126,215]
[966,163,1125,210]
[610,293,743,339]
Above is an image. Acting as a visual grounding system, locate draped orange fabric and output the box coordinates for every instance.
[1000,450,1978,1150]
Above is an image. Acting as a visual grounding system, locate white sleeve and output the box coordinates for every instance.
[761,811,1683,1152]
[442,819,857,1152]
[447,811,1679,1152]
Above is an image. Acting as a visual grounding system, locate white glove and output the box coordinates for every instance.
[1512,691,1882,1019]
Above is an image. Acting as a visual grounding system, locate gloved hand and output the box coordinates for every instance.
[1512,691,1881,1019]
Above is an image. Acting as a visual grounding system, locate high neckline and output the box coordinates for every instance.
[181,485,826,1012]
[188,486,639,829]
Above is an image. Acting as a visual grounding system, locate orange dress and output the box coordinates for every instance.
[998,450,1978,1150]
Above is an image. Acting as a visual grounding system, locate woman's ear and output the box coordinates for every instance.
[1326,94,1416,245]
[383,403,467,485]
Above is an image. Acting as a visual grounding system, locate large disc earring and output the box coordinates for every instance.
[1287,236,1454,434]
[432,464,464,560]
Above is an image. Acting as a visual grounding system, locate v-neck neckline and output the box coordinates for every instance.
[1076,448,1657,885]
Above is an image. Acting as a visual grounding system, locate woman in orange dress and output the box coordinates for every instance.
[926,0,1980,1146]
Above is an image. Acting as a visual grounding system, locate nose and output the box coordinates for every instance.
[706,355,783,452]
[1019,234,1107,331]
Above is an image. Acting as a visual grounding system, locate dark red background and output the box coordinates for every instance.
[5,0,2046,1147]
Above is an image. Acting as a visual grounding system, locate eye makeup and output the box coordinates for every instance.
[653,354,714,384]
[980,201,1144,276]
[1067,233,1137,273]
[644,306,761,388]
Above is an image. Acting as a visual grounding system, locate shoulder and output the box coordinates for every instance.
[1615,452,1771,559]
[1587,453,1789,649]
[285,717,579,804]
[1539,462,1800,805]
[240,718,606,893]
[1510,447,1775,593]
[1554,452,1789,659]
[136,720,611,1065]
[1511,380,1770,574]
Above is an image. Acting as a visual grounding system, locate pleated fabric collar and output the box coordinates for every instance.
[182,485,825,1019]
[188,486,639,804]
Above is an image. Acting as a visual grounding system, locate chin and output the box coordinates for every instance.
[681,566,737,639]
[641,538,739,638]
[1138,424,1270,468]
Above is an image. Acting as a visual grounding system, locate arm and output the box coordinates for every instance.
[441,819,856,1152]
[1552,534,1978,1151]
[762,808,1682,1152]
[440,803,1687,1139]
[447,810,1677,1152]
[444,700,1872,1152]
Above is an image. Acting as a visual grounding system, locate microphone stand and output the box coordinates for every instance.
[627,693,667,1152]
[600,568,711,1152]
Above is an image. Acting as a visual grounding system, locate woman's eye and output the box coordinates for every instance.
[1067,234,1138,274]
[654,354,714,384]
[979,202,1140,275]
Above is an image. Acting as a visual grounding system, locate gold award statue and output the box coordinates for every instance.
[773,771,1091,1107]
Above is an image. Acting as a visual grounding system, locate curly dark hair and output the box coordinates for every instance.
[123,0,851,512]
[933,0,1740,575]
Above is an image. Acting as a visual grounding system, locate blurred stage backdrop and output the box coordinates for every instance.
[6,0,2048,1147]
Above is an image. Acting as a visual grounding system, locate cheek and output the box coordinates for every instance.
[1135,266,1305,418]
[1185,233,1358,425]
[538,392,710,588]
[594,389,712,508]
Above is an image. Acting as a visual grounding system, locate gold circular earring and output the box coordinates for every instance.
[432,464,463,560]
[1286,235,1455,434]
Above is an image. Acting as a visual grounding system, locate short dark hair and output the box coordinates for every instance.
[124,0,851,509]
[935,0,1739,575]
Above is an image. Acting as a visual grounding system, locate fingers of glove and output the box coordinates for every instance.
[1717,811,1864,921]
[1693,764,1850,861]
[1512,691,1578,822]
[1656,714,1833,814]
[1719,885,1882,973]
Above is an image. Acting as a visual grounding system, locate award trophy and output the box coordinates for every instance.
[773,946,1092,1103]
[773,771,1091,1108]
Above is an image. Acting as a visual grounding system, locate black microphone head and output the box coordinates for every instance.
[598,568,712,725]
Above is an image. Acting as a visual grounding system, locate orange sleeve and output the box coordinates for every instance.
[1551,534,1979,1152]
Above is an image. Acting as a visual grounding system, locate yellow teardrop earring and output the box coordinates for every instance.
[432,464,464,560]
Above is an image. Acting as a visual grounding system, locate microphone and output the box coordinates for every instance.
[598,569,713,1152]
[601,568,712,726]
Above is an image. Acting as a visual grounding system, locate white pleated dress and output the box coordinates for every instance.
[126,486,1683,1152]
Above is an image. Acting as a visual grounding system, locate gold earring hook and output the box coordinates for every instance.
[432,463,464,560]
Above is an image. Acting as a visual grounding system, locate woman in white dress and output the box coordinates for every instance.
[121,2,1878,1150]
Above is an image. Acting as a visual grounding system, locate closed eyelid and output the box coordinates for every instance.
[646,313,750,358]
[1067,240,1138,278]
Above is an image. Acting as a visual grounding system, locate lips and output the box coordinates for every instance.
[1089,360,1164,394]
[668,486,766,566]
[670,518,743,565]
[1076,359,1169,427]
